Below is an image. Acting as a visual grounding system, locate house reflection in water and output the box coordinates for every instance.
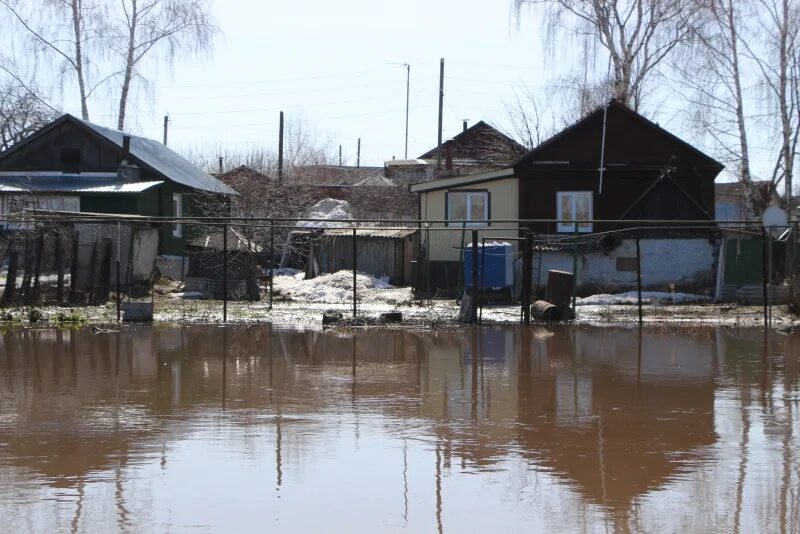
[516,328,717,512]
[0,325,796,532]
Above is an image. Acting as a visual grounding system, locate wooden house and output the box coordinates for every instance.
[411,99,724,293]
[418,120,528,176]
[0,114,236,254]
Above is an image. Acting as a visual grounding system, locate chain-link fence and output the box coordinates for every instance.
[0,214,794,326]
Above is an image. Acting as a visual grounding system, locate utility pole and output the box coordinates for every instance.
[278,111,284,183]
[436,58,444,170]
[339,145,342,167]
[357,138,361,168]
[404,63,410,159]
[163,114,169,146]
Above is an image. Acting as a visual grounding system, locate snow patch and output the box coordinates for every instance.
[576,291,711,306]
[272,270,411,304]
[297,198,353,228]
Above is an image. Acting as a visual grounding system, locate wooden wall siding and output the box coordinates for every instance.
[0,122,125,174]
[514,104,721,232]
[321,236,410,285]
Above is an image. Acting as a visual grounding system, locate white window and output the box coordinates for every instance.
[447,191,489,227]
[557,191,593,233]
[172,193,183,237]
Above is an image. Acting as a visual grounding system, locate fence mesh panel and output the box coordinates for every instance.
[0,215,794,325]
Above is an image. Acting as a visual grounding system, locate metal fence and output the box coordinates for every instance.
[0,214,795,327]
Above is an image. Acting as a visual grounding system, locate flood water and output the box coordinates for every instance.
[0,325,798,533]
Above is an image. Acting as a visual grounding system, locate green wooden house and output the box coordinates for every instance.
[0,114,235,254]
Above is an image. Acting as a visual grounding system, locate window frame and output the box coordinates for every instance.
[172,193,183,238]
[445,189,490,227]
[556,191,593,233]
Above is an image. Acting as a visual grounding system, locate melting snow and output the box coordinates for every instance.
[576,291,711,306]
[272,270,411,304]
[297,198,353,228]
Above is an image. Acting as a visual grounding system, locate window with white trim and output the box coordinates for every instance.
[446,191,489,227]
[172,193,183,237]
[557,191,593,233]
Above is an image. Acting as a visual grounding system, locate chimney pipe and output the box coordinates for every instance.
[122,135,131,162]
[218,156,223,175]
[462,120,468,133]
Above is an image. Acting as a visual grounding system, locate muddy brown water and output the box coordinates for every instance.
[0,325,798,533]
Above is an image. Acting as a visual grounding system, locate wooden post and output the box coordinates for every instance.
[471,229,478,325]
[55,231,64,303]
[571,222,579,312]
[86,241,99,305]
[278,111,284,182]
[269,220,274,310]
[436,58,444,171]
[352,228,358,320]
[1,240,18,305]
[762,228,769,330]
[521,237,532,325]
[95,238,112,304]
[223,223,228,323]
[20,237,33,302]
[116,223,122,322]
[70,231,80,303]
[636,236,643,326]
[31,230,45,303]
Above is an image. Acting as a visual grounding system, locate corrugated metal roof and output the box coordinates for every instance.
[0,174,163,193]
[323,228,417,239]
[76,117,236,195]
[352,175,395,187]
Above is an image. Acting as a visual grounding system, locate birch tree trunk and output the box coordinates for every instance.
[70,0,89,120]
[117,0,139,131]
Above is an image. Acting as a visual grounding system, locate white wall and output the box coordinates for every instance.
[536,238,718,293]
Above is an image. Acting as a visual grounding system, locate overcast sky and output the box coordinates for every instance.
[46,0,773,179]
[69,0,600,167]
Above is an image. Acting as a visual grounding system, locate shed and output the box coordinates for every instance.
[319,228,418,285]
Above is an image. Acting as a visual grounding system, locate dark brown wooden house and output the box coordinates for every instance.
[514,99,722,233]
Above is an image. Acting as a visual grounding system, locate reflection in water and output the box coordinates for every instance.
[0,325,798,532]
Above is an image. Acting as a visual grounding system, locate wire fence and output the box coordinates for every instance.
[0,214,796,326]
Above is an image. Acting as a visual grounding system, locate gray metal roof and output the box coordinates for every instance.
[323,227,417,239]
[0,173,163,193]
[76,117,236,195]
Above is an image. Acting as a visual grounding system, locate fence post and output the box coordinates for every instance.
[352,228,357,321]
[521,236,532,325]
[269,219,274,310]
[69,231,80,304]
[768,228,773,327]
[55,230,64,304]
[761,227,768,330]
[571,221,579,312]
[635,235,643,326]
[116,222,121,322]
[223,222,228,323]
[471,229,478,325]
[1,240,18,305]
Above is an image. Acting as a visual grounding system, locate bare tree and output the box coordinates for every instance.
[505,76,612,150]
[110,0,217,130]
[677,0,756,213]
[513,0,701,110]
[0,0,109,120]
[741,0,800,204]
[0,81,59,150]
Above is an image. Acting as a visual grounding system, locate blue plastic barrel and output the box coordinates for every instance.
[463,242,513,289]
